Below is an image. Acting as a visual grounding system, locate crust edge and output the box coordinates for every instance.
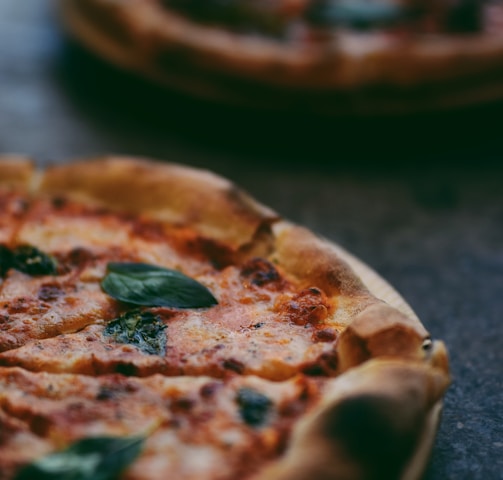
[37,155,278,250]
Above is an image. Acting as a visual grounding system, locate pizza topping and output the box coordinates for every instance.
[0,244,58,277]
[304,0,411,30]
[240,257,282,288]
[13,435,144,480]
[275,287,331,326]
[161,0,491,38]
[104,310,167,356]
[37,283,65,302]
[0,158,451,480]
[236,387,273,427]
[101,262,218,308]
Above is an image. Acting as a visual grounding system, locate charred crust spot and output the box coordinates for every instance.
[241,257,281,287]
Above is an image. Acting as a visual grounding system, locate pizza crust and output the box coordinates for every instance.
[0,155,449,479]
[255,359,448,480]
[0,156,35,190]
[39,155,278,251]
[58,0,503,112]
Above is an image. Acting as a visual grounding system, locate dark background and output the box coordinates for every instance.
[0,1,502,479]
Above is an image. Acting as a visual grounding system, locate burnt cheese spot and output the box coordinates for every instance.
[200,381,222,398]
[58,247,96,269]
[37,283,64,302]
[241,257,281,287]
[277,287,330,326]
[236,387,273,427]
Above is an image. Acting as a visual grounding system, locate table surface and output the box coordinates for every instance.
[1,2,502,479]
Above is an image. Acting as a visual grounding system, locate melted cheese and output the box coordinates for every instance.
[0,196,345,380]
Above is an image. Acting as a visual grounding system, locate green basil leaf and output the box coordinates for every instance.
[0,244,14,276]
[101,262,218,308]
[14,435,144,480]
[236,387,273,427]
[12,245,58,275]
[104,309,167,356]
[0,244,58,277]
[305,0,409,29]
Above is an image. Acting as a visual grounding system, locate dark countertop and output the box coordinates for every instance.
[1,1,502,479]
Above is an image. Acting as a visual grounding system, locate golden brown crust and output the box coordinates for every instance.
[255,360,449,480]
[272,222,369,298]
[0,156,35,190]
[39,155,278,250]
[58,0,503,112]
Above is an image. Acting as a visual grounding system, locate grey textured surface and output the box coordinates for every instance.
[0,1,502,479]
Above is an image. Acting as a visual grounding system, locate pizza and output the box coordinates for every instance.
[57,0,503,113]
[0,155,449,480]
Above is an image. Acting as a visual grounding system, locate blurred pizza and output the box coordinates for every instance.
[59,0,503,113]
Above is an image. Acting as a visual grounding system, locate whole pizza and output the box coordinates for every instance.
[0,156,449,480]
[58,0,503,112]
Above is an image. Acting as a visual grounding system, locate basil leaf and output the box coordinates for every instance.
[236,387,273,427]
[305,0,409,29]
[12,245,58,275]
[0,244,58,277]
[0,244,14,276]
[105,309,167,356]
[101,262,218,308]
[14,435,144,480]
